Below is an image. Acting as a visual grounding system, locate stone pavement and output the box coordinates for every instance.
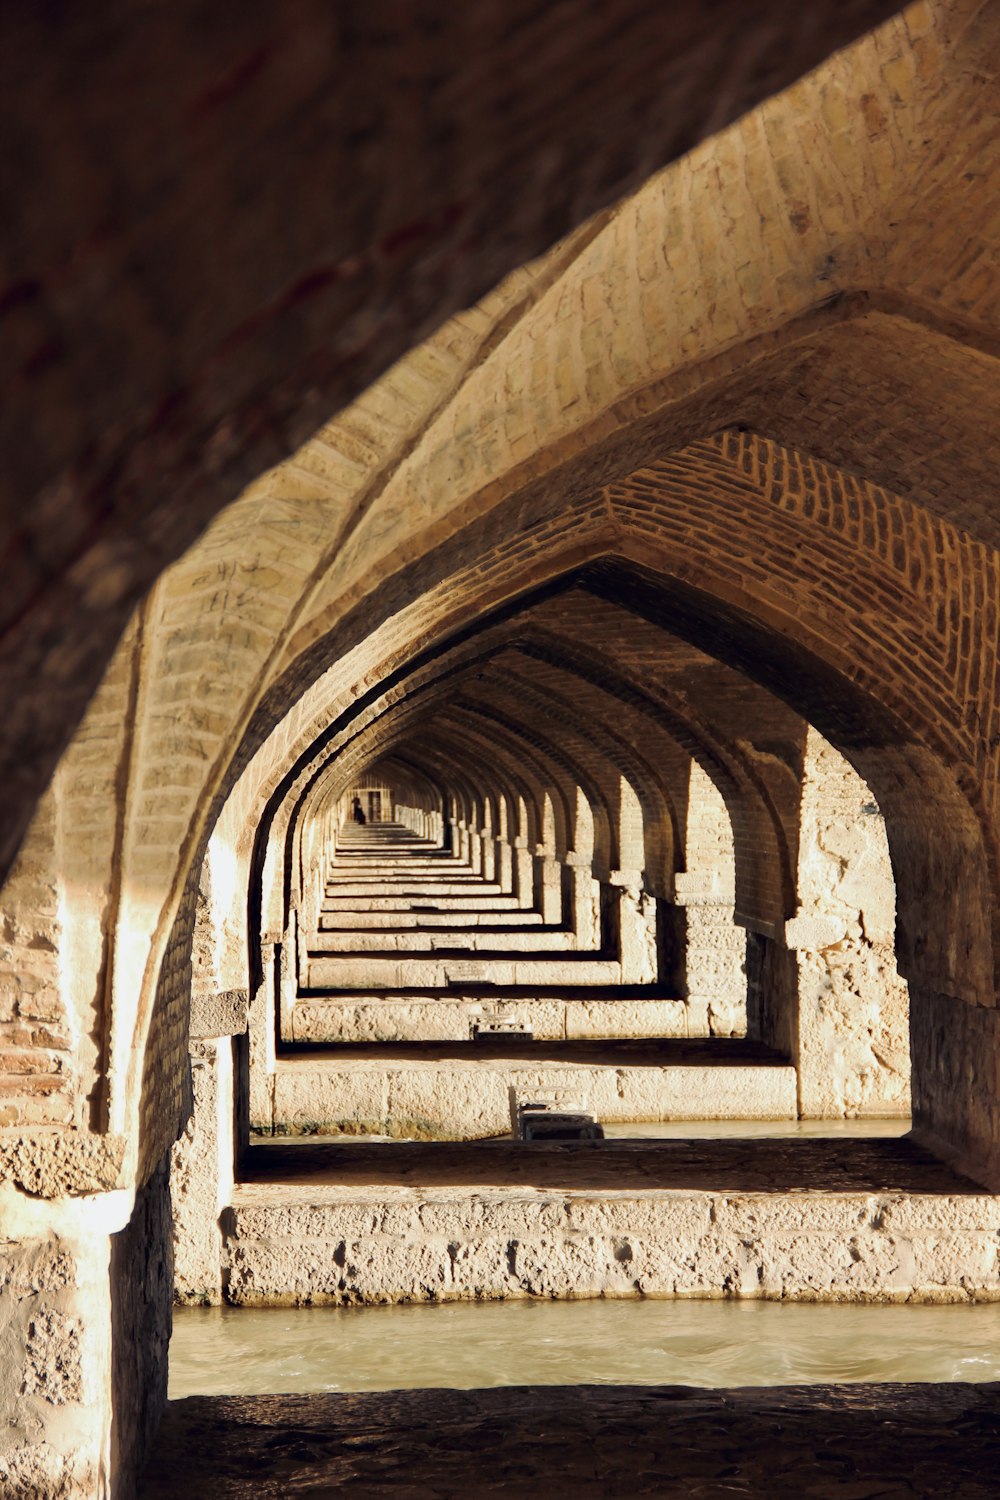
[140,1382,1000,1497]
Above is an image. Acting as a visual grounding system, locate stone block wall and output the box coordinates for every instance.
[0,1154,171,1500]
[787,730,910,1118]
[0,1233,107,1497]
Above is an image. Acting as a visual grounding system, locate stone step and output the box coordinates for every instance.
[321,895,525,914]
[288,991,697,1043]
[324,881,507,899]
[307,927,582,953]
[225,1136,993,1306]
[304,954,623,989]
[266,1039,795,1138]
[318,910,545,930]
[328,862,477,877]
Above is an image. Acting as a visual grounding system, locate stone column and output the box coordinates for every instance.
[495,838,514,893]
[608,869,658,984]
[536,853,564,925]
[0,1149,172,1499]
[1,1228,114,1497]
[566,853,601,948]
[786,731,910,1119]
[673,872,747,1037]
[170,990,247,1304]
[480,831,496,883]
[277,913,299,1038]
[248,941,276,1131]
[514,839,535,910]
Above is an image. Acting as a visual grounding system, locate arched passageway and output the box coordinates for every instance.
[6,2,1000,1494]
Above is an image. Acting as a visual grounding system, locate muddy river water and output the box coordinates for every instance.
[170,1297,1000,1398]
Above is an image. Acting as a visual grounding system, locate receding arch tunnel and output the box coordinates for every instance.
[8,4,1000,1493]
[226,559,912,1160]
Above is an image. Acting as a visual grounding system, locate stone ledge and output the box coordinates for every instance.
[0,1130,126,1197]
[268,1055,796,1138]
[225,1183,1000,1305]
[289,994,691,1044]
[224,1137,999,1306]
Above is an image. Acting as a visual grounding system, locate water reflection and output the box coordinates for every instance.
[170,1297,1000,1399]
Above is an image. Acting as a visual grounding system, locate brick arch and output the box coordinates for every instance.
[310,614,791,925]
[197,483,995,1008]
[472,651,681,894]
[0,0,906,899]
[125,408,1000,1183]
[13,0,1000,1176]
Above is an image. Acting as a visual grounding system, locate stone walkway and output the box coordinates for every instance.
[239,1132,979,1195]
[278,821,771,1140]
[224,1136,1000,1307]
[141,1382,1000,1496]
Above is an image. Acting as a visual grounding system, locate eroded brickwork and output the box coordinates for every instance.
[0,791,70,1128]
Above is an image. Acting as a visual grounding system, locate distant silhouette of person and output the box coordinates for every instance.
[352,795,366,825]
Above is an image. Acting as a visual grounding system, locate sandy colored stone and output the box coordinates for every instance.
[189,991,249,1040]
[0,1133,125,1199]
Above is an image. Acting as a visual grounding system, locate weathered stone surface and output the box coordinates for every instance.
[171,1041,234,1303]
[792,730,911,1119]
[306,954,624,988]
[269,1041,796,1138]
[0,1233,110,1498]
[189,990,249,1040]
[223,1137,999,1307]
[0,1131,125,1198]
[290,994,691,1045]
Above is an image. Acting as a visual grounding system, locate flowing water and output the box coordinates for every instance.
[169,1298,1000,1398]
[175,1118,1000,1399]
